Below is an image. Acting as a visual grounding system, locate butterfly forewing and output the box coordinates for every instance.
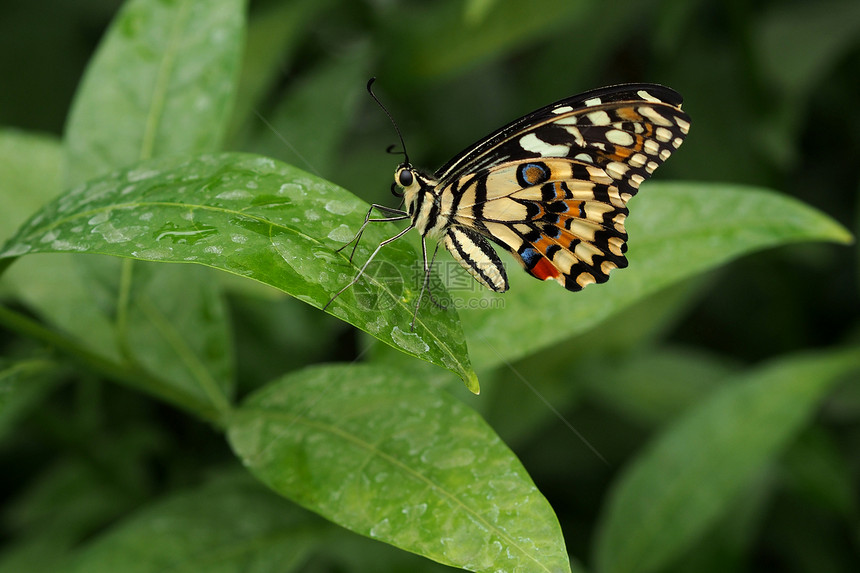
[436,84,690,291]
[435,83,689,187]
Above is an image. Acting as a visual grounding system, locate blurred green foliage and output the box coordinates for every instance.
[1,0,859,572]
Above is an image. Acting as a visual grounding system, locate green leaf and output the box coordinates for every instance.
[121,263,235,410]
[0,153,477,390]
[1,255,123,362]
[227,364,569,573]
[64,0,246,185]
[52,0,245,415]
[459,182,853,370]
[593,347,860,573]
[321,527,487,572]
[0,132,118,361]
[582,346,739,427]
[0,131,123,362]
[61,477,320,573]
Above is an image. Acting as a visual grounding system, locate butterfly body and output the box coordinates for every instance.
[397,167,446,239]
[327,82,691,328]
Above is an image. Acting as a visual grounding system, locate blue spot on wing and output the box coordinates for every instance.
[520,247,540,269]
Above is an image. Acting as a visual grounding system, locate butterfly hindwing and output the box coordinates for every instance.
[444,226,509,292]
[446,158,631,290]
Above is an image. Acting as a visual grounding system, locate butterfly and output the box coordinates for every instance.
[325,79,691,329]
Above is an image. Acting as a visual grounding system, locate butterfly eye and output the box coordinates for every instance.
[398,170,414,187]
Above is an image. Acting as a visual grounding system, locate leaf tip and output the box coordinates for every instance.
[833,226,855,245]
[464,371,480,394]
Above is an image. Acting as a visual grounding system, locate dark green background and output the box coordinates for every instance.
[1,0,859,572]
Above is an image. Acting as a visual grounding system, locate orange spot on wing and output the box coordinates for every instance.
[568,200,584,214]
[532,257,561,281]
[629,134,647,152]
[524,165,543,184]
[548,181,565,200]
[550,226,579,246]
[616,107,642,122]
[609,146,633,160]
[532,236,554,253]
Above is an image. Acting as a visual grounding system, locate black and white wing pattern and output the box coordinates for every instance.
[435,83,690,291]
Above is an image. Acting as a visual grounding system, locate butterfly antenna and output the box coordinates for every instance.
[367,77,410,165]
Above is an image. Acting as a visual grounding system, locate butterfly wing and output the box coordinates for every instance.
[437,84,690,290]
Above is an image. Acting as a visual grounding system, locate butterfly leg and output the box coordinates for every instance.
[411,240,442,331]
[324,223,416,312]
[336,204,409,263]
[421,243,450,311]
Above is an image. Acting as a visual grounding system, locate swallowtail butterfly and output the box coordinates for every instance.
[326,79,691,328]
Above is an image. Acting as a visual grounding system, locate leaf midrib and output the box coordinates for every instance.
[139,0,193,161]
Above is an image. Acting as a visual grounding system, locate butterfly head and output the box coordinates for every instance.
[393,164,419,209]
[393,164,438,218]
[390,164,410,198]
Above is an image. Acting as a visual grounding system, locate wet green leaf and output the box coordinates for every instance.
[0,131,122,364]
[593,347,860,573]
[228,364,569,573]
[0,153,477,390]
[54,0,246,414]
